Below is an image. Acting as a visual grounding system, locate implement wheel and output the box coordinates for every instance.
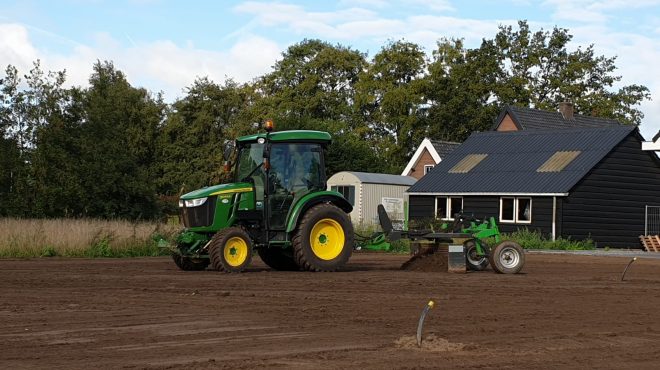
[209,227,253,273]
[172,255,209,271]
[293,204,353,272]
[489,241,525,274]
[465,240,489,271]
[258,248,299,271]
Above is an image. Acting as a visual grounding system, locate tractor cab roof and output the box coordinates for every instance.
[236,130,332,145]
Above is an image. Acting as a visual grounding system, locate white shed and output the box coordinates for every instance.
[327,171,417,226]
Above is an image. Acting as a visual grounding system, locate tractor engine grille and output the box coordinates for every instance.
[180,196,217,228]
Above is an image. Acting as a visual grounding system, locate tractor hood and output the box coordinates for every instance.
[180,182,253,200]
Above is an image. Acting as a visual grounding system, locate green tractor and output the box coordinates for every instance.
[170,122,354,272]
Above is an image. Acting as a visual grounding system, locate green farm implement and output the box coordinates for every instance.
[365,205,525,274]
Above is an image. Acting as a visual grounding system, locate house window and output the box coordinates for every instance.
[500,197,532,224]
[435,196,463,220]
[424,165,434,175]
[331,185,355,206]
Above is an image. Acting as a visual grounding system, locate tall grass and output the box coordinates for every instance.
[0,218,180,258]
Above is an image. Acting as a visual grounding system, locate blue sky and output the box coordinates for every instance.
[1,0,659,139]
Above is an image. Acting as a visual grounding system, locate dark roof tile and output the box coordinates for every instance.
[430,140,461,159]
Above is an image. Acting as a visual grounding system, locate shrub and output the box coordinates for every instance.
[503,229,594,250]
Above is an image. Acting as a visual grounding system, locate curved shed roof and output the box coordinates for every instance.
[329,171,417,186]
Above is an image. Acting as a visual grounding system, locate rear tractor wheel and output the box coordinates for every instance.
[209,227,253,273]
[292,204,353,272]
[172,254,210,271]
[489,241,525,274]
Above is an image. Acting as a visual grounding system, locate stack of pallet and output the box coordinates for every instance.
[640,235,660,252]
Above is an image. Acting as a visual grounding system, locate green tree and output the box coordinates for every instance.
[356,40,428,172]
[0,61,72,217]
[260,39,367,125]
[425,21,650,143]
[157,78,257,195]
[424,38,502,141]
[77,61,165,219]
[257,39,386,174]
[493,21,649,124]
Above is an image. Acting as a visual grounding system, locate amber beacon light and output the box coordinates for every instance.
[264,119,274,132]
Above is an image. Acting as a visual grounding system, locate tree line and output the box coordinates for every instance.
[0,21,650,220]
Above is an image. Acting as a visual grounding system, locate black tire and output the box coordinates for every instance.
[465,240,489,271]
[172,254,210,271]
[489,240,525,274]
[258,248,300,271]
[292,203,353,272]
[208,227,253,273]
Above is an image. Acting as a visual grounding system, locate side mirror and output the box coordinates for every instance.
[223,141,235,161]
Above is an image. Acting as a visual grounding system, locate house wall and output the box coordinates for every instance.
[495,114,518,132]
[562,134,660,248]
[408,195,556,236]
[406,149,437,180]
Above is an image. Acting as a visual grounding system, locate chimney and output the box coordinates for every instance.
[558,102,574,120]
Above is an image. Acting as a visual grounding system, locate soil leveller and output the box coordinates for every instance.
[362,205,525,274]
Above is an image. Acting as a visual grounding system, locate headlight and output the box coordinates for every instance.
[184,197,208,207]
[178,199,184,208]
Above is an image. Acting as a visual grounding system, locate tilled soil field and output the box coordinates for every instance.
[2,253,660,369]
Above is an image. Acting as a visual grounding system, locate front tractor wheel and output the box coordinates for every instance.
[293,204,353,272]
[209,227,253,273]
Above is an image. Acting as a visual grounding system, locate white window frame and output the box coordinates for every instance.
[499,197,532,224]
[435,196,463,220]
[424,164,434,175]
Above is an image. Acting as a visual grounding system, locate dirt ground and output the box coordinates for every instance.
[2,252,660,369]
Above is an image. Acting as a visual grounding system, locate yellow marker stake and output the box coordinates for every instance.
[416,300,435,347]
[621,257,637,281]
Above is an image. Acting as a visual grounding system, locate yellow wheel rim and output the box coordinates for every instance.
[224,236,249,267]
[310,218,345,261]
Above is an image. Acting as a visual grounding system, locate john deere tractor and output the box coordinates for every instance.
[170,121,354,272]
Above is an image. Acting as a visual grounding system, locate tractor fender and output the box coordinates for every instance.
[285,191,353,233]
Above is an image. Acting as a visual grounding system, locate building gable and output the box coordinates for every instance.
[495,113,519,131]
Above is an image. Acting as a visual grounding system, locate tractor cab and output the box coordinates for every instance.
[234,130,329,230]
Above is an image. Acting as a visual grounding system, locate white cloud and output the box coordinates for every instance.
[405,0,455,12]
[338,0,389,8]
[543,0,660,23]
[0,22,282,101]
[0,23,39,71]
